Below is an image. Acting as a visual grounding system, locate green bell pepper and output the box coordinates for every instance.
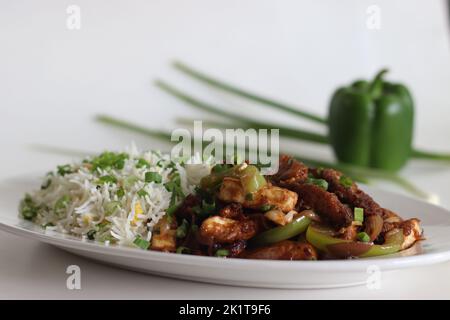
[329,69,414,171]
[306,225,404,258]
[249,215,311,247]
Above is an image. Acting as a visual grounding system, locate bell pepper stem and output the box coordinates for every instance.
[369,68,389,98]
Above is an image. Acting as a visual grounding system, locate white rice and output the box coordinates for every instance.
[20,146,215,248]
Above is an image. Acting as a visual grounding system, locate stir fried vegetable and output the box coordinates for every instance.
[306,225,404,258]
[250,215,311,247]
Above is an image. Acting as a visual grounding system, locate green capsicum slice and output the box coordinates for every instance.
[250,215,311,247]
[306,225,404,258]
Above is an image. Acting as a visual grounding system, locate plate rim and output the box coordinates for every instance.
[1,175,450,273]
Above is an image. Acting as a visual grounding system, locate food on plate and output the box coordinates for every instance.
[19,149,423,260]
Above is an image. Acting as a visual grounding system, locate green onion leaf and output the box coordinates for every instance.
[41,179,52,190]
[116,187,125,198]
[354,207,364,223]
[357,232,370,243]
[98,175,117,185]
[54,195,71,216]
[260,204,274,212]
[339,175,353,188]
[105,201,121,216]
[176,219,189,239]
[86,229,96,240]
[176,246,191,254]
[306,177,329,191]
[245,193,254,201]
[136,158,150,168]
[145,171,162,184]
[133,236,150,249]
[212,164,231,174]
[57,164,72,176]
[215,249,229,257]
[137,189,148,197]
[20,195,39,220]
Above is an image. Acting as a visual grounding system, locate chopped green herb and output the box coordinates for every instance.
[215,249,229,257]
[354,207,364,223]
[166,203,179,216]
[245,193,254,201]
[176,246,191,254]
[136,158,150,169]
[191,224,199,233]
[211,164,231,174]
[123,176,139,188]
[145,171,162,184]
[306,177,328,191]
[339,175,353,188]
[116,187,125,198]
[42,222,54,228]
[19,195,39,220]
[89,152,129,172]
[98,175,117,185]
[260,204,274,212]
[357,232,370,242]
[41,179,52,190]
[86,229,96,240]
[201,200,215,215]
[57,164,72,176]
[137,189,148,198]
[54,195,71,216]
[176,219,189,239]
[105,201,121,216]
[133,236,150,249]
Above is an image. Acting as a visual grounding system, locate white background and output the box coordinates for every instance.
[0,0,450,299]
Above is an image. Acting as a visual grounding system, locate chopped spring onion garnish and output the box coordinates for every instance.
[354,207,364,223]
[306,177,328,191]
[245,193,254,201]
[54,195,70,216]
[116,187,125,198]
[136,158,150,168]
[176,219,189,238]
[86,229,96,240]
[19,195,39,220]
[215,249,230,257]
[90,152,129,172]
[357,232,370,243]
[98,175,117,185]
[260,204,274,212]
[41,179,52,190]
[339,175,353,188]
[176,246,191,254]
[137,189,148,197]
[133,236,150,249]
[57,164,72,176]
[145,171,162,184]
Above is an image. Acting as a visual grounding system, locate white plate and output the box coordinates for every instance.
[1,175,450,289]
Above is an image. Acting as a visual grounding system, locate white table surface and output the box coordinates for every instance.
[1,0,450,299]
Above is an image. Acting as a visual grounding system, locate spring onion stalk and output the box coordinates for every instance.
[411,149,450,162]
[155,80,329,144]
[172,61,450,162]
[94,115,432,200]
[173,61,328,124]
[354,207,364,223]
